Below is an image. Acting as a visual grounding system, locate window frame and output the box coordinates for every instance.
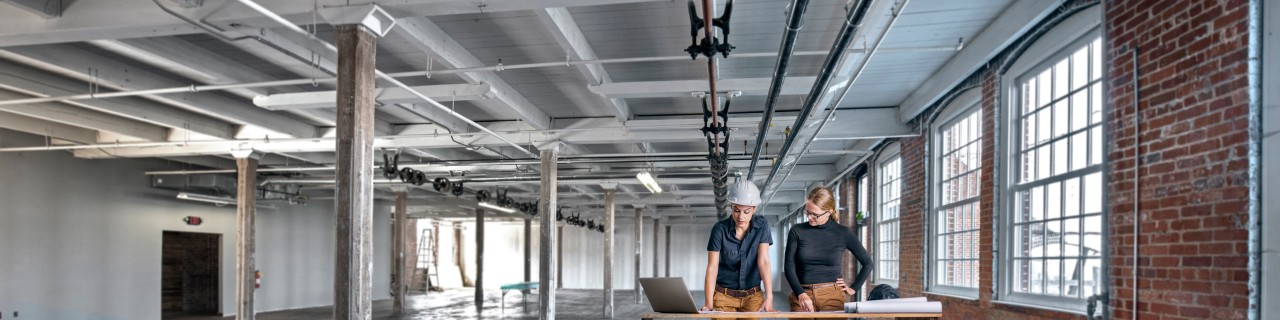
[997,5,1105,313]
[1262,0,1279,315]
[874,143,902,286]
[927,89,984,297]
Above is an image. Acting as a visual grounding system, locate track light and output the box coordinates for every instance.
[478,202,516,213]
[636,172,663,194]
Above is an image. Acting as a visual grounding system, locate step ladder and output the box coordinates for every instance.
[413,227,441,292]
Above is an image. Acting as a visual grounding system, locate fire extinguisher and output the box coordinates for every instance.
[255,271,262,289]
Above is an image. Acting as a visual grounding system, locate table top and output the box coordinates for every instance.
[640,311,942,318]
[498,282,539,290]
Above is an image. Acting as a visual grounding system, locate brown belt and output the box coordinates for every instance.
[801,282,838,290]
[714,285,761,298]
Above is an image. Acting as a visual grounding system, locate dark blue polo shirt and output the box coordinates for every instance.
[706,214,773,290]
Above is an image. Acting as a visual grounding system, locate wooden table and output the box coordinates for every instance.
[640,311,942,319]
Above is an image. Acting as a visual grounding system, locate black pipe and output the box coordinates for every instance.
[747,0,810,180]
[761,0,872,191]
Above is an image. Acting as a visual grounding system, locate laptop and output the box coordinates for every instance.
[639,277,701,313]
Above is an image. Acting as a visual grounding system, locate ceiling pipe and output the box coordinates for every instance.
[144,154,777,175]
[226,0,537,158]
[0,45,960,108]
[758,0,873,194]
[746,0,809,180]
[762,0,905,207]
[262,172,730,185]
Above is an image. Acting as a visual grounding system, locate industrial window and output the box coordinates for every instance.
[928,91,982,296]
[1001,8,1105,311]
[876,149,902,284]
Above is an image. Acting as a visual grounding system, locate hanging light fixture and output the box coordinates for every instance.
[636,171,663,194]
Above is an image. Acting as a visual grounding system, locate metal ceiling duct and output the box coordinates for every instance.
[747,0,810,180]
[759,0,873,199]
[764,0,907,207]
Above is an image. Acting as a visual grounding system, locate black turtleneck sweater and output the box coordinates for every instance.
[784,218,873,297]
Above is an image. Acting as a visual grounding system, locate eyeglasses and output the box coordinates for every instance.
[805,210,831,219]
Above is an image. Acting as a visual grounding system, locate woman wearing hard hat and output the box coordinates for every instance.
[701,180,777,317]
[784,186,873,318]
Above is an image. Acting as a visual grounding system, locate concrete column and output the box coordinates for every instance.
[634,206,643,304]
[602,184,618,318]
[524,218,532,288]
[333,24,378,320]
[392,188,408,313]
[557,225,564,290]
[538,143,561,320]
[475,208,485,315]
[232,150,259,320]
[665,225,672,277]
[653,218,659,278]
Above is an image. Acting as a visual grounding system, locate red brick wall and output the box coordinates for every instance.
[1105,0,1251,319]
[853,0,1252,319]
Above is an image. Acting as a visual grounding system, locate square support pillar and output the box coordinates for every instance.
[539,142,561,319]
[475,208,485,315]
[601,182,618,318]
[392,188,408,313]
[333,23,378,320]
[634,205,644,304]
[232,149,259,320]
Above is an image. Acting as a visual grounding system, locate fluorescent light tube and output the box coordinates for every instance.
[636,172,663,194]
[478,202,517,213]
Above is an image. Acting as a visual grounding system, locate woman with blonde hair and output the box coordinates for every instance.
[784,186,873,315]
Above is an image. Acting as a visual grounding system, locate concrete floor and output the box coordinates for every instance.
[197,288,791,319]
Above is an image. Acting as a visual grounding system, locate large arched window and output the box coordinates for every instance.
[1000,5,1105,312]
[928,89,983,297]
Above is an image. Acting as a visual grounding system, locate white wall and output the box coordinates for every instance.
[0,129,391,319]
[427,215,787,294]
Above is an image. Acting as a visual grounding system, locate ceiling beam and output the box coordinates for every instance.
[0,59,237,140]
[0,45,317,139]
[253,83,493,110]
[393,17,553,130]
[536,7,631,122]
[63,112,913,158]
[87,37,343,129]
[0,90,169,142]
[897,0,1059,121]
[0,112,98,144]
[589,77,834,99]
[0,0,670,46]
[0,0,63,18]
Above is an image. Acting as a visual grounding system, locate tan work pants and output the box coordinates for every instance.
[788,283,848,320]
[712,289,765,320]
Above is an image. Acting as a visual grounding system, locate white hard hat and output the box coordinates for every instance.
[727,180,762,207]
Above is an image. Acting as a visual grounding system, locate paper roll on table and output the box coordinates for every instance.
[843,297,942,313]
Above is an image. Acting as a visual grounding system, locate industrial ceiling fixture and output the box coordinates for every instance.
[636,171,663,194]
[176,192,235,206]
[176,192,276,209]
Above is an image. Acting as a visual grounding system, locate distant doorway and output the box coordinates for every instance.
[162,231,221,319]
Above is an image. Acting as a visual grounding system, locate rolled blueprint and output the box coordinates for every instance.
[844,299,941,313]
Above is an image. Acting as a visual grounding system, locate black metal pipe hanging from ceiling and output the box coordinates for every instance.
[685,0,736,219]
[760,0,873,195]
[747,0,810,181]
